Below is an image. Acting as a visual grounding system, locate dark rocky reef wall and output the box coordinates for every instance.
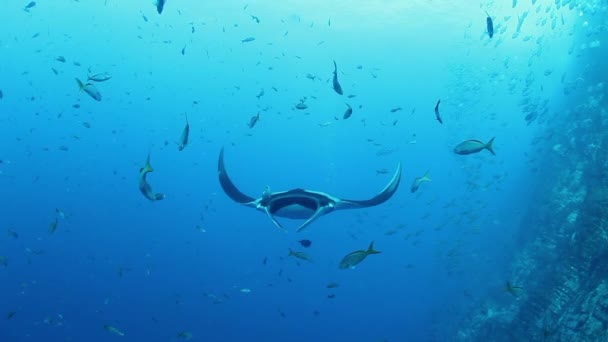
[453,2,608,340]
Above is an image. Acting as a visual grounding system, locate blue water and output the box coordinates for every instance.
[1,0,598,341]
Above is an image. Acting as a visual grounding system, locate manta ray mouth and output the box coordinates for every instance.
[272,203,318,219]
[269,196,318,217]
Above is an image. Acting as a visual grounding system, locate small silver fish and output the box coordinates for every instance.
[247,112,260,128]
[177,114,189,151]
[104,325,125,336]
[75,78,101,101]
[241,37,255,43]
[87,72,112,82]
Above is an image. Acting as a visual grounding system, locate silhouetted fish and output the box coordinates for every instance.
[154,0,166,14]
[298,239,312,248]
[434,99,442,124]
[332,60,343,95]
[485,11,494,38]
[343,104,352,120]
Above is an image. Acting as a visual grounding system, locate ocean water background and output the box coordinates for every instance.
[0,0,601,341]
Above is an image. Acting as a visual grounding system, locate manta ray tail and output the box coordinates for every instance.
[218,147,256,204]
[337,163,402,209]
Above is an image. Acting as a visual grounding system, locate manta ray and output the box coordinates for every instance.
[218,148,402,232]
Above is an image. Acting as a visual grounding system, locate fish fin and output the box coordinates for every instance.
[154,193,165,200]
[141,153,154,173]
[367,241,381,255]
[486,137,496,155]
[422,169,431,182]
[484,10,491,18]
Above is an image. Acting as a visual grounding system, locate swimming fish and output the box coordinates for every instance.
[339,241,381,269]
[434,99,442,124]
[454,138,495,156]
[256,88,264,99]
[326,282,339,288]
[104,325,125,336]
[295,102,308,110]
[251,15,260,23]
[55,208,66,219]
[485,11,494,38]
[298,239,312,248]
[332,60,343,95]
[139,154,165,201]
[177,332,193,340]
[0,90,3,99]
[241,37,256,43]
[87,72,111,82]
[177,114,189,151]
[218,148,401,232]
[288,249,313,262]
[410,170,431,193]
[24,1,36,12]
[504,281,523,296]
[48,218,58,234]
[0,256,7,268]
[247,112,260,128]
[75,78,102,101]
[343,104,353,120]
[154,0,166,14]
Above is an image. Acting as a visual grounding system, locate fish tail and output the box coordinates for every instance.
[367,241,381,255]
[422,169,431,182]
[141,153,154,173]
[486,137,496,155]
[75,78,84,91]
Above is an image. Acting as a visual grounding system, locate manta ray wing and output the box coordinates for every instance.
[336,163,402,209]
[218,147,256,205]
